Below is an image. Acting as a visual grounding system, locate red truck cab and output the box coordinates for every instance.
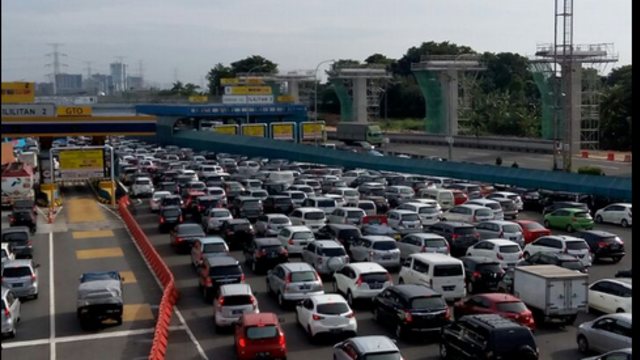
[234,313,287,360]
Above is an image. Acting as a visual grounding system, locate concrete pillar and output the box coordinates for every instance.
[352,78,368,123]
[439,70,459,135]
[288,80,300,103]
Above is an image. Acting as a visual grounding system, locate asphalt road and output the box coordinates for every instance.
[376,142,632,178]
[131,200,631,360]
[1,186,165,360]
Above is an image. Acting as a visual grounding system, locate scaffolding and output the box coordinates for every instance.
[327,65,391,123]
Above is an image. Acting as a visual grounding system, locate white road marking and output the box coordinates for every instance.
[49,231,56,360]
[2,326,186,349]
[98,202,209,360]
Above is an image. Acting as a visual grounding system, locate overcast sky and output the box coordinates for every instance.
[1,0,631,88]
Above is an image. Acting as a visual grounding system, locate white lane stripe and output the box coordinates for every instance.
[97,202,209,360]
[2,326,186,349]
[49,231,56,360]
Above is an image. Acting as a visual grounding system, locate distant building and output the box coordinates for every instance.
[55,73,83,95]
[110,62,127,93]
[126,76,144,91]
[36,82,54,96]
[84,74,112,95]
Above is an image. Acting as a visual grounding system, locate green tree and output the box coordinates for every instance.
[206,63,233,95]
[170,81,184,94]
[230,55,278,74]
[393,41,475,76]
[181,83,201,97]
[364,53,395,68]
[599,65,632,150]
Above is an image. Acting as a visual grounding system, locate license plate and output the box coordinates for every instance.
[232,309,243,315]
[369,283,382,289]
[257,352,270,357]
[329,328,342,333]
[12,283,22,288]
[299,285,310,290]
[611,244,619,249]
[443,286,455,291]
[382,256,391,260]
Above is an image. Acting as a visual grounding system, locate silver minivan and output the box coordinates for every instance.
[1,260,39,299]
[396,233,450,259]
[475,220,525,248]
[301,240,350,275]
[1,287,21,338]
[266,262,324,308]
[213,284,259,331]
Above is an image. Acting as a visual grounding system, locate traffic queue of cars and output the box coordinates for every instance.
[111,137,631,359]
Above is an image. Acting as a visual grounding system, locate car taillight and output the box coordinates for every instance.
[472,271,482,279]
[238,337,246,348]
[217,296,225,306]
[278,332,286,347]
[420,245,426,252]
[178,215,183,222]
[444,307,451,320]
[472,216,477,223]
[31,274,36,282]
[451,233,459,241]
[474,232,480,239]
[518,253,523,259]
[497,253,504,260]
[369,250,375,258]
[597,242,608,248]
[250,296,256,306]
[256,249,265,257]
[198,205,204,211]
[280,248,288,255]
[345,311,355,318]
[240,273,245,282]
[204,277,213,286]
[4,307,9,318]
[312,313,324,321]
[355,275,363,287]
[401,310,413,323]
[8,215,14,223]
[288,239,294,245]
[160,217,165,224]
[386,273,393,284]
[285,273,292,284]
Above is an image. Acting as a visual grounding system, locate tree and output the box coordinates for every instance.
[170,81,184,94]
[206,63,233,95]
[364,53,395,67]
[599,65,632,150]
[230,55,278,74]
[181,83,200,97]
[393,41,475,76]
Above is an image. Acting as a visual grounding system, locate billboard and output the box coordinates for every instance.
[270,122,295,141]
[212,124,238,135]
[241,124,266,138]
[276,95,295,103]
[2,104,55,117]
[35,96,98,105]
[1,82,35,103]
[221,78,265,85]
[56,106,92,117]
[57,148,106,179]
[222,95,274,104]
[224,86,272,95]
[300,121,326,141]
[188,95,208,103]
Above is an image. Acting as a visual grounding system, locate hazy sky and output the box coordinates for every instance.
[1,0,631,88]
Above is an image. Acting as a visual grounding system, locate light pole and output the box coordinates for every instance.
[313,59,335,122]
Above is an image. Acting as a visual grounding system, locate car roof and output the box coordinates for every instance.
[265,214,289,219]
[392,284,440,298]
[410,253,462,264]
[597,312,632,322]
[577,230,617,237]
[254,237,282,246]
[2,226,30,234]
[296,207,325,212]
[200,236,225,244]
[205,255,239,266]
[241,312,279,326]
[348,262,388,273]
[327,224,360,230]
[468,199,499,204]
[408,233,446,240]
[311,294,348,305]
[2,259,34,268]
[479,239,521,246]
[463,314,524,329]
[479,220,519,226]
[227,219,250,224]
[437,221,474,228]
[390,209,417,214]
[349,336,399,354]
[535,235,583,243]
[361,235,396,242]
[476,293,522,303]
[455,204,489,210]
[281,262,315,272]
[315,240,343,248]
[283,225,312,232]
[220,283,252,296]
[461,256,500,264]
[597,278,632,287]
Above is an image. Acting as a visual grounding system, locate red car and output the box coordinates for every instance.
[452,189,468,205]
[453,293,535,330]
[515,220,551,245]
[234,313,287,360]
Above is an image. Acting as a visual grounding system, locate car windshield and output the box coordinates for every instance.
[566,241,589,250]
[363,352,402,360]
[316,302,350,315]
[203,243,227,253]
[179,225,204,236]
[260,245,282,252]
[233,224,252,232]
[163,198,181,205]
[317,200,335,207]
[476,209,493,217]
[344,190,359,197]
[560,260,584,271]
[433,264,463,276]
[293,231,314,240]
[275,198,292,204]
[524,222,545,231]
[210,265,241,276]
[476,263,502,273]
[3,233,28,243]
[242,200,261,208]
[484,203,501,210]
[81,272,119,282]
[419,207,439,214]
[2,267,32,277]
[246,325,278,340]
[135,179,151,185]
[455,227,476,235]
[411,295,446,310]
[373,241,397,251]
[253,191,268,197]
[271,217,290,224]
[209,189,224,195]
[305,212,325,220]
[499,245,521,253]
[496,301,528,313]
[190,183,206,190]
[401,214,420,221]
[213,211,230,218]
[361,272,388,283]
[222,295,252,306]
[503,225,521,233]
[574,211,591,218]
[320,247,346,256]
[425,239,447,247]
[290,193,305,199]
[359,203,375,209]
[492,329,536,352]
[291,271,317,282]
[347,211,365,219]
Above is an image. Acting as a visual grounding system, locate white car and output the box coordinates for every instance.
[588,278,632,314]
[281,190,307,208]
[396,202,443,226]
[302,197,338,215]
[131,177,154,197]
[254,214,292,236]
[594,203,632,228]
[349,236,401,269]
[442,204,494,224]
[486,191,524,211]
[465,239,523,268]
[523,235,592,267]
[332,262,393,305]
[386,210,422,234]
[205,186,227,206]
[326,207,367,225]
[466,199,505,221]
[329,187,360,206]
[201,208,233,233]
[295,294,357,340]
[149,191,172,212]
[325,194,346,208]
[236,161,261,176]
[277,225,315,255]
[357,200,377,217]
[213,284,259,330]
[1,243,16,264]
[396,233,450,259]
[1,287,21,338]
[289,207,327,232]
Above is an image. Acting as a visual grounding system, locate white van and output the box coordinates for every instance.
[289,207,327,232]
[418,188,455,210]
[266,171,295,187]
[398,253,466,301]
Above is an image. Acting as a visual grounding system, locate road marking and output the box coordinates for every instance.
[119,271,137,284]
[49,231,56,360]
[76,247,124,260]
[66,198,105,223]
[72,230,115,239]
[122,303,155,322]
[2,326,187,349]
[96,201,210,360]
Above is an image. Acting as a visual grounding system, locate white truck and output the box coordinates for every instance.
[1,162,36,208]
[513,265,588,326]
[335,123,384,146]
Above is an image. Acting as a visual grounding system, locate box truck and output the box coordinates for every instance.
[336,123,384,145]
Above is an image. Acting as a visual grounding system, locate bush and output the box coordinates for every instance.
[577,166,605,176]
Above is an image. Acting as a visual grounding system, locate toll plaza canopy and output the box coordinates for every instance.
[1,115,156,137]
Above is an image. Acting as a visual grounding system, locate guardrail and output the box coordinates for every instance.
[117,196,178,360]
[327,131,555,154]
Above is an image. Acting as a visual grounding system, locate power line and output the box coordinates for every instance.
[45,43,68,95]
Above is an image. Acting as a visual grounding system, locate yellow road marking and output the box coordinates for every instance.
[122,304,155,322]
[66,198,105,223]
[76,247,123,260]
[72,230,114,239]
[119,271,137,284]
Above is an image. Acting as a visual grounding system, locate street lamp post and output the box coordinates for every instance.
[313,59,335,122]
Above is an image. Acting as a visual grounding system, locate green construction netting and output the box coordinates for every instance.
[330,80,353,122]
[414,70,445,134]
[530,63,563,140]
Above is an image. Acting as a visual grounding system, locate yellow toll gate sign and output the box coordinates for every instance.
[56,106,93,117]
[1,82,35,103]
[241,124,266,137]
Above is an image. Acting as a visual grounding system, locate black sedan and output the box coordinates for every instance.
[243,237,288,273]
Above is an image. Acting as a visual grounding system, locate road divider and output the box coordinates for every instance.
[117,195,178,360]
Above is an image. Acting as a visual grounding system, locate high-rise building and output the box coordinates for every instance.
[55,73,83,95]
[110,62,127,93]
[126,76,143,91]
[84,74,113,95]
